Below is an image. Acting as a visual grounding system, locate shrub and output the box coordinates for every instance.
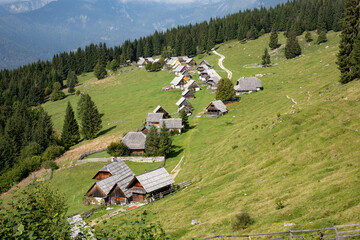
[21,142,43,159]
[75,90,81,96]
[107,141,130,157]
[275,199,285,209]
[42,145,65,161]
[42,160,59,171]
[50,90,65,101]
[232,212,254,230]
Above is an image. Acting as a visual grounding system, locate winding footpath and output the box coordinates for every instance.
[212,49,233,79]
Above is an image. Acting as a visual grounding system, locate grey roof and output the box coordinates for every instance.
[95,160,134,178]
[185,80,200,89]
[178,105,192,113]
[146,113,164,123]
[113,175,134,198]
[185,58,194,64]
[132,167,175,193]
[234,77,262,91]
[200,60,211,67]
[176,97,187,106]
[211,100,228,113]
[122,132,146,150]
[96,173,133,197]
[207,75,221,85]
[182,89,191,96]
[145,57,154,62]
[137,58,145,65]
[153,105,167,114]
[174,65,186,73]
[171,76,185,86]
[160,118,183,129]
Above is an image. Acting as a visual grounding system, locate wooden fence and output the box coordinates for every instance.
[201,223,360,240]
[149,180,193,202]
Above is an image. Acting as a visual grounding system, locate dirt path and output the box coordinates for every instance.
[171,155,184,179]
[285,95,297,114]
[212,49,233,79]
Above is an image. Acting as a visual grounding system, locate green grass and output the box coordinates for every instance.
[83,151,111,159]
[96,31,360,239]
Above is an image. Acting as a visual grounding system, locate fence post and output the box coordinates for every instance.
[334,226,339,240]
[289,231,294,240]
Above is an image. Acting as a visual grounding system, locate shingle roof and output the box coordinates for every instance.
[122,132,146,150]
[153,105,167,114]
[145,57,154,62]
[178,105,192,113]
[184,80,198,89]
[211,100,228,113]
[176,97,187,106]
[185,58,194,64]
[160,118,183,129]
[234,77,262,91]
[96,173,133,197]
[174,65,186,72]
[113,175,134,198]
[146,113,164,123]
[182,89,190,96]
[200,60,211,67]
[137,58,145,65]
[95,160,134,179]
[207,75,221,85]
[132,167,175,193]
[171,76,184,86]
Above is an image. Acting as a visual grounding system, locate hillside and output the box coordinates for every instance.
[90,31,358,238]
[2,31,359,238]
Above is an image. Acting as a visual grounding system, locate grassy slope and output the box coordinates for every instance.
[98,31,360,239]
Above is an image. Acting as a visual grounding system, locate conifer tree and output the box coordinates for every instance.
[350,32,360,80]
[216,78,235,102]
[145,125,159,156]
[158,123,172,157]
[285,26,302,59]
[269,28,279,49]
[337,0,360,84]
[67,71,78,94]
[81,94,102,139]
[179,109,189,130]
[77,93,87,120]
[93,62,107,80]
[317,31,328,44]
[305,31,313,42]
[151,63,160,72]
[61,102,80,149]
[262,48,271,67]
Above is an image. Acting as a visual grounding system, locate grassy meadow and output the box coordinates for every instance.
[94,31,359,239]
[3,31,359,239]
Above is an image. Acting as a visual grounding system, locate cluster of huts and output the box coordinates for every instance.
[85,159,174,205]
[197,60,222,90]
[122,105,184,154]
[137,57,162,68]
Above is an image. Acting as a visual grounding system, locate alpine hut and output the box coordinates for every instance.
[176,97,192,109]
[182,89,195,99]
[160,118,184,133]
[122,132,147,154]
[127,167,175,202]
[146,113,164,127]
[184,80,201,92]
[153,105,170,118]
[206,100,228,117]
[92,160,134,181]
[234,77,263,95]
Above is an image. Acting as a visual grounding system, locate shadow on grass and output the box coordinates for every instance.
[168,145,184,159]
[97,125,117,137]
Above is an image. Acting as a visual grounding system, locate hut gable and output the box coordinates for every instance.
[170,76,187,88]
[206,100,228,116]
[128,167,174,194]
[153,105,169,118]
[182,89,195,99]
[87,174,131,199]
[200,60,211,68]
[92,160,134,180]
[122,132,147,152]
[185,80,201,91]
[108,175,134,199]
[234,77,263,94]
[178,105,192,116]
[176,97,192,109]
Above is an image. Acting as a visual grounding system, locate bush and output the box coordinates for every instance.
[50,90,65,102]
[275,199,285,209]
[42,145,65,161]
[42,160,59,171]
[232,212,254,230]
[107,141,130,157]
[21,142,43,159]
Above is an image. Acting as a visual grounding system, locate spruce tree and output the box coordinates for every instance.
[350,32,360,80]
[305,31,313,42]
[158,122,172,157]
[317,31,328,44]
[67,71,78,94]
[179,109,189,130]
[145,125,159,156]
[93,62,107,80]
[216,78,235,102]
[61,102,80,149]
[77,93,87,120]
[262,48,271,67]
[269,28,279,49]
[81,94,102,139]
[337,0,360,84]
[285,26,302,59]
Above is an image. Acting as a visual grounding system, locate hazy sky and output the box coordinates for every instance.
[0,0,228,5]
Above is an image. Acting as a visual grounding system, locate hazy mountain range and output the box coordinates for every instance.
[0,0,286,69]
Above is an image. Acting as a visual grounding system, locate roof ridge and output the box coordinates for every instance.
[135,166,164,177]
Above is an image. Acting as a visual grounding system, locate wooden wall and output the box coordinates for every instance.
[93,172,112,180]
[87,184,106,198]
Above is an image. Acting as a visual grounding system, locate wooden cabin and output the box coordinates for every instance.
[127,167,175,202]
[178,105,192,116]
[160,118,184,134]
[234,77,263,95]
[206,100,228,117]
[146,113,164,127]
[186,58,197,67]
[107,175,134,205]
[200,60,211,68]
[122,132,147,154]
[182,89,195,99]
[153,105,169,118]
[184,80,201,92]
[176,97,193,109]
[92,160,134,180]
[171,76,188,90]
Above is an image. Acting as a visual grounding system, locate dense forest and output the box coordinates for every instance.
[0,0,346,193]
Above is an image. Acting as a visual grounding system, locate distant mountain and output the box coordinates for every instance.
[0,0,286,69]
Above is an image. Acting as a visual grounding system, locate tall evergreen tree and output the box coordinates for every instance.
[93,62,107,80]
[81,94,102,139]
[61,102,80,149]
[145,125,159,156]
[262,48,271,67]
[350,32,360,80]
[67,71,78,94]
[216,78,235,102]
[305,31,313,42]
[337,0,360,84]
[269,28,279,49]
[285,26,302,59]
[158,123,172,157]
[179,109,189,130]
[317,31,328,44]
